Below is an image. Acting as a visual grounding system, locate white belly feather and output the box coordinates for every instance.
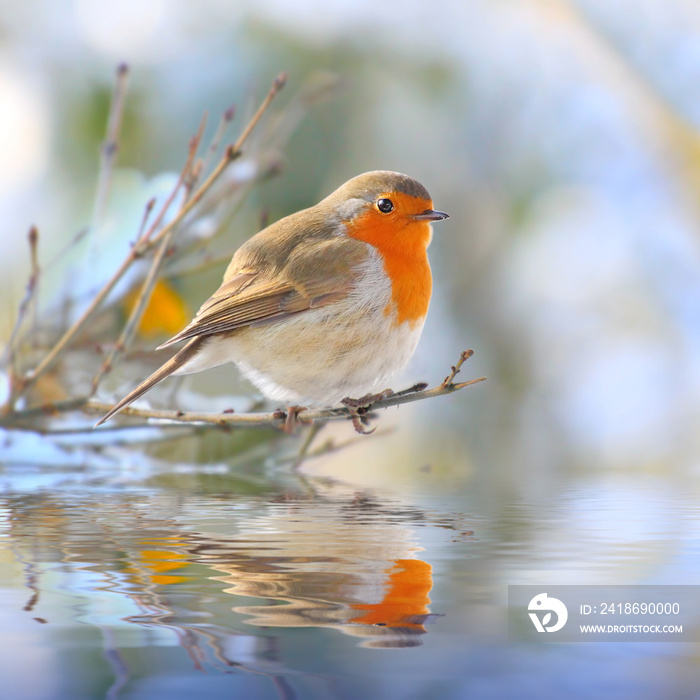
[173,246,426,406]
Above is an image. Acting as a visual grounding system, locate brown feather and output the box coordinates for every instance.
[158,236,369,348]
[94,338,204,426]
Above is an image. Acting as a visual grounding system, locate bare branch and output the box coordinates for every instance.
[21,251,128,395]
[3,227,41,376]
[290,421,326,470]
[136,198,157,242]
[17,74,287,396]
[137,113,208,246]
[441,349,474,387]
[199,104,236,176]
[89,117,208,394]
[92,63,129,229]
[233,72,287,154]
[42,227,89,274]
[17,123,202,395]
[28,226,40,340]
[90,235,170,395]
[0,350,486,434]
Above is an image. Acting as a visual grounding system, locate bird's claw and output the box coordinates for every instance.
[341,389,393,435]
[276,405,307,434]
[349,414,376,435]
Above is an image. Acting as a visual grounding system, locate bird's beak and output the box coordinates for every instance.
[414,209,449,221]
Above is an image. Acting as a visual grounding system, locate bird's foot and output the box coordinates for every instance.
[274,405,307,435]
[341,389,394,435]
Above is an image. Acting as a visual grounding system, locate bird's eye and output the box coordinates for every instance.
[377,198,394,213]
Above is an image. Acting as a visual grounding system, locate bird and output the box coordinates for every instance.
[95,170,448,429]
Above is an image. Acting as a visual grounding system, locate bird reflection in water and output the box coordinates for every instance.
[5,486,455,683]
[209,546,437,649]
[189,492,442,650]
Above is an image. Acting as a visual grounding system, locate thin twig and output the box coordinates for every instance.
[122,75,285,256]
[259,208,270,231]
[8,421,199,437]
[199,104,236,177]
[180,107,235,208]
[43,227,89,272]
[288,427,396,464]
[90,234,171,395]
[90,119,208,394]
[28,226,40,340]
[3,227,41,373]
[21,253,129,394]
[137,114,208,246]
[441,349,474,387]
[162,179,259,275]
[184,159,204,202]
[182,112,208,201]
[1,397,89,422]
[136,198,157,242]
[141,72,286,250]
[92,63,129,229]
[233,72,287,155]
[165,249,232,279]
[0,350,486,433]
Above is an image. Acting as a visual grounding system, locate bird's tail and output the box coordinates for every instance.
[94,337,204,427]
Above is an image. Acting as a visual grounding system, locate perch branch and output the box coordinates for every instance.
[0,350,485,434]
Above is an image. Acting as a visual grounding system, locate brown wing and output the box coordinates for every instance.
[158,236,369,349]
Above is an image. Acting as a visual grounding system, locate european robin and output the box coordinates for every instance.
[96,171,448,427]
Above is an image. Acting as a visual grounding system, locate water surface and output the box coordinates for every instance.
[1,456,699,700]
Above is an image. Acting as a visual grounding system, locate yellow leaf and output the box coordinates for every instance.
[124,278,189,338]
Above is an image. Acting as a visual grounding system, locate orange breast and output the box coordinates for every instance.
[347,194,433,326]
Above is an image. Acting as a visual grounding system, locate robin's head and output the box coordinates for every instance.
[327,171,448,231]
[324,171,448,252]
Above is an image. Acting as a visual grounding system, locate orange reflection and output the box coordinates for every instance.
[213,548,436,647]
[135,549,189,585]
[350,558,432,631]
[122,538,191,586]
